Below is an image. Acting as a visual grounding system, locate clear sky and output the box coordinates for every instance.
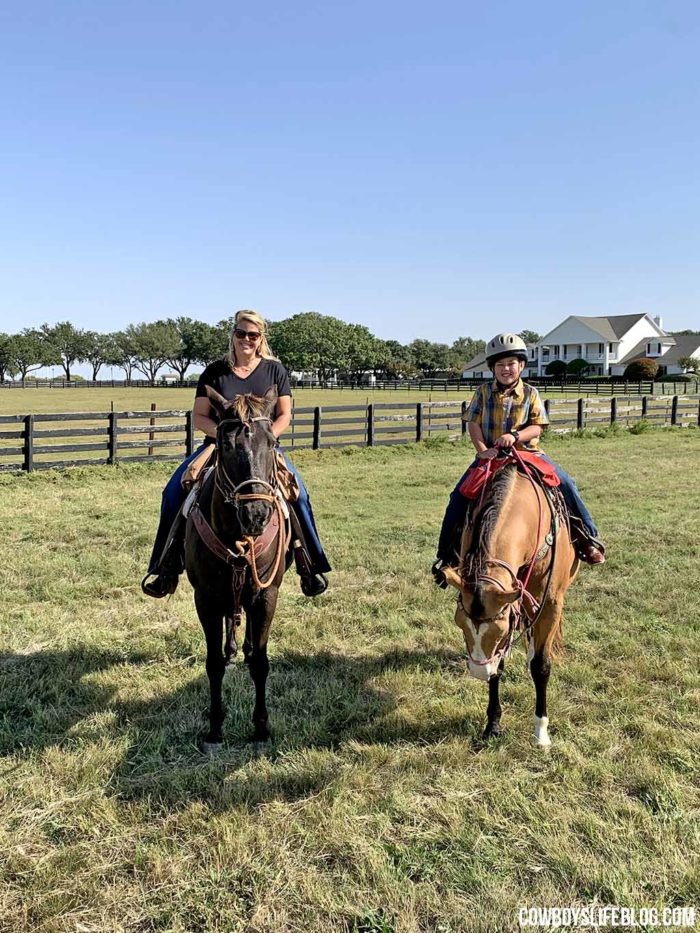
[1,0,699,344]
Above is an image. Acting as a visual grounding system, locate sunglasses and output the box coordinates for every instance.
[234,328,262,341]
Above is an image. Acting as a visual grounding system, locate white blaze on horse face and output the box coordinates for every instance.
[456,609,502,681]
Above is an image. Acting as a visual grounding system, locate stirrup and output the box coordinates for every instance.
[141,572,179,598]
[300,572,328,597]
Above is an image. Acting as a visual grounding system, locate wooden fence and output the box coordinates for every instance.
[1,395,698,473]
[1,377,698,396]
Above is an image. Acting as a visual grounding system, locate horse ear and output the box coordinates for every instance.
[502,589,521,604]
[205,386,229,413]
[443,567,463,590]
[262,387,278,415]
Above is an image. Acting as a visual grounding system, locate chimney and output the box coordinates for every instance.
[654,315,663,330]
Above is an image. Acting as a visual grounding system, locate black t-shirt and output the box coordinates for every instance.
[195,359,291,442]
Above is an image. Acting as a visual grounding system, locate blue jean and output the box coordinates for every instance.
[147,445,331,574]
[436,454,598,559]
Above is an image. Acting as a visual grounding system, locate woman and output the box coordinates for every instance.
[141,309,331,598]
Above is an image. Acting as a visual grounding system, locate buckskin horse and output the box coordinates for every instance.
[442,449,579,747]
[184,388,288,753]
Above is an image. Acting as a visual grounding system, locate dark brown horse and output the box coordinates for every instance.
[443,452,579,747]
[185,388,288,753]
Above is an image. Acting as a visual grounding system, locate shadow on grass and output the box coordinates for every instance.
[0,643,494,808]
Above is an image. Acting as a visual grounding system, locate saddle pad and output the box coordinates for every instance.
[459,451,560,500]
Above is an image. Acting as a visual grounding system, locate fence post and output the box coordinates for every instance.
[671,395,678,426]
[23,414,34,472]
[577,397,584,430]
[367,404,374,446]
[641,396,648,419]
[461,400,467,436]
[312,406,321,449]
[610,397,617,424]
[416,403,423,443]
[108,412,118,464]
[186,410,194,456]
[544,399,551,421]
[148,402,156,458]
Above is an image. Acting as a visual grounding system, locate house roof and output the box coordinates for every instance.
[569,313,649,341]
[462,351,487,372]
[617,333,700,367]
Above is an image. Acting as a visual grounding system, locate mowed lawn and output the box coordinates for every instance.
[0,429,698,932]
[0,384,603,419]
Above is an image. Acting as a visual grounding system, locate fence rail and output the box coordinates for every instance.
[1,377,698,396]
[1,395,698,473]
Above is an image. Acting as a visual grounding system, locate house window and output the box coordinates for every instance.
[599,343,604,354]
[646,343,651,355]
[577,345,582,357]
[657,342,662,354]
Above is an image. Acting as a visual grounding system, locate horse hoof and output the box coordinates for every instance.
[533,715,552,749]
[199,738,224,757]
[482,723,503,740]
[250,726,270,743]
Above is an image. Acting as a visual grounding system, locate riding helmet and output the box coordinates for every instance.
[485,332,529,368]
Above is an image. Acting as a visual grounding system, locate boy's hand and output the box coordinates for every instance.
[494,432,516,448]
[477,448,499,460]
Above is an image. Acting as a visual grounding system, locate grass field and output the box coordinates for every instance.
[0,428,698,931]
[0,384,631,419]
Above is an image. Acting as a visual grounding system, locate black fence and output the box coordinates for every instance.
[1,395,698,473]
[1,377,698,396]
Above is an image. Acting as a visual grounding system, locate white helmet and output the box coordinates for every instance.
[485,332,528,368]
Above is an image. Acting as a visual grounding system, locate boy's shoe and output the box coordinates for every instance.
[300,572,328,597]
[141,573,179,598]
[580,544,605,565]
[431,559,449,589]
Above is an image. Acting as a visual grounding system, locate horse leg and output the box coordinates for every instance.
[529,602,562,748]
[244,590,277,742]
[483,660,505,739]
[194,591,226,753]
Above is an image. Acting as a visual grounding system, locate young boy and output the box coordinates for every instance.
[432,332,605,586]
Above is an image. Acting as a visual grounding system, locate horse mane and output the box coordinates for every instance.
[461,464,518,583]
[229,393,272,422]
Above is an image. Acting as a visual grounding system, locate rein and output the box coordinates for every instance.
[192,414,288,626]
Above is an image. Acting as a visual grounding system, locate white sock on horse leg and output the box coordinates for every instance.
[533,714,551,747]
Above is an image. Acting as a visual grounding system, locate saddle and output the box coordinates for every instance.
[459,450,560,500]
[182,444,299,502]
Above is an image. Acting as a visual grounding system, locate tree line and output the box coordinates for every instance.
[0,314,497,385]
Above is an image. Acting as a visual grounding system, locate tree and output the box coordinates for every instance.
[113,330,140,381]
[343,324,389,378]
[7,330,59,383]
[40,321,91,382]
[448,337,486,372]
[624,358,659,379]
[566,358,590,376]
[545,360,567,377]
[0,333,18,382]
[268,312,354,380]
[519,330,541,345]
[678,355,700,375]
[124,321,181,385]
[409,339,450,374]
[84,331,123,381]
[382,340,416,378]
[163,317,219,381]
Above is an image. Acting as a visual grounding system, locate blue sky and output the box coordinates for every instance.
[1,0,699,344]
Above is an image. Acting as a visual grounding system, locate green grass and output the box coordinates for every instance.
[0,429,698,931]
[0,384,627,419]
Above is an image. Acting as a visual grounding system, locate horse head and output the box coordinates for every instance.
[206,386,278,537]
[446,566,520,681]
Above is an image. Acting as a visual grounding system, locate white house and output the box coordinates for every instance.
[461,314,700,380]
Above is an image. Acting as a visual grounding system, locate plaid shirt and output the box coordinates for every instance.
[465,378,548,450]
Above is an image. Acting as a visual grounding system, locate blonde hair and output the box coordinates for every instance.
[226,309,277,367]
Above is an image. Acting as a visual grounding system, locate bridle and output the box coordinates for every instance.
[211,415,285,590]
[460,447,558,670]
[214,416,279,510]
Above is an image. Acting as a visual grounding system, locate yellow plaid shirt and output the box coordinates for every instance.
[465,378,548,450]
